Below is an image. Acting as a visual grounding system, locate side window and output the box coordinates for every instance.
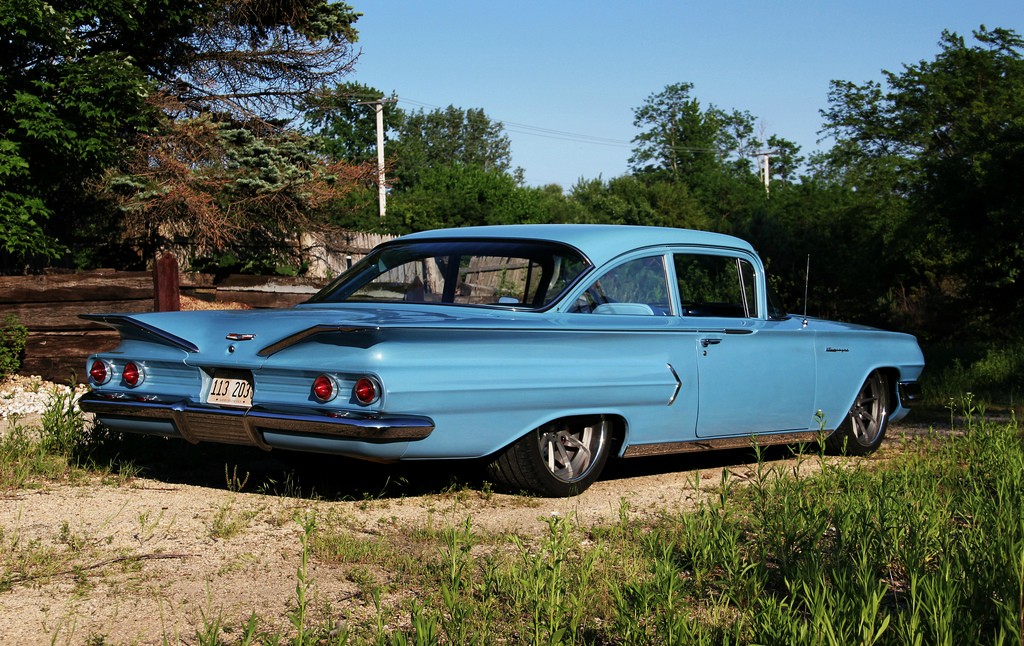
[572,255,671,315]
[674,254,758,318]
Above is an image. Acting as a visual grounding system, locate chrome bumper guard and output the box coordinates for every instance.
[78,392,435,451]
[897,381,922,408]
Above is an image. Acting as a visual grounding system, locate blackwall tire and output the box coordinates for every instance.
[486,415,612,497]
[827,371,890,455]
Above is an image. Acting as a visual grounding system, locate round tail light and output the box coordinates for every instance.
[353,377,380,405]
[312,374,336,402]
[89,359,111,385]
[122,361,144,387]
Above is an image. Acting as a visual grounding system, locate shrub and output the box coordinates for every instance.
[0,313,28,377]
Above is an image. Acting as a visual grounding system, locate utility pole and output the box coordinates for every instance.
[755,150,779,196]
[356,97,396,218]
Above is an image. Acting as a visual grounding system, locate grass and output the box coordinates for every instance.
[204,403,1023,645]
[921,338,1024,412]
[209,502,258,540]
[0,385,137,490]
[2,384,1023,643]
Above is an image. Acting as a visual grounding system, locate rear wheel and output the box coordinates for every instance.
[487,416,612,497]
[827,371,890,455]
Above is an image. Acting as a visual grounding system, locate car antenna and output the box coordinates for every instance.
[802,254,810,327]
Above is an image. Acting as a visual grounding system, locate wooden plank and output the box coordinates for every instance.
[178,272,215,289]
[217,274,324,290]
[0,272,153,303]
[21,331,121,383]
[212,274,321,308]
[9,299,152,331]
[212,291,311,309]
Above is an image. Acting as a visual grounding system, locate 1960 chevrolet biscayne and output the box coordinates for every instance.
[79,225,925,496]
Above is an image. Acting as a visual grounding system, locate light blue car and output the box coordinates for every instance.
[79,225,925,496]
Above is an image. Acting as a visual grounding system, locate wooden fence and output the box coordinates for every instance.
[1,270,325,382]
[1,231,393,383]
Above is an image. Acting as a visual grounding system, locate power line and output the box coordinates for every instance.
[394,96,634,148]
[336,93,721,153]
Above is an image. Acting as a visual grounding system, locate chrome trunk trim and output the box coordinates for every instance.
[79,314,200,353]
[257,325,375,357]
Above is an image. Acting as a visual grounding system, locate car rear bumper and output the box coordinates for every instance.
[78,392,435,451]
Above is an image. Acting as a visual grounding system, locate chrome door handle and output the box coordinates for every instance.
[700,338,722,348]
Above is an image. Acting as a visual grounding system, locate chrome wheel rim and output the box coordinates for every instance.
[539,418,606,483]
[849,373,887,446]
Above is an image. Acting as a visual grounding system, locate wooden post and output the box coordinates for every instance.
[153,251,181,312]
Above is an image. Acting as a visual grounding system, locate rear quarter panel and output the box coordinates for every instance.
[266,325,686,459]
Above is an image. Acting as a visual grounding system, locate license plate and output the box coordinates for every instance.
[207,371,254,408]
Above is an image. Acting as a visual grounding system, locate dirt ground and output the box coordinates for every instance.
[0,386,944,644]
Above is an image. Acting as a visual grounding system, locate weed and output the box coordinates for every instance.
[0,386,107,489]
[40,385,87,457]
[289,511,316,646]
[312,523,383,564]
[196,593,224,646]
[923,339,1024,412]
[0,418,38,488]
[256,470,313,500]
[209,503,255,540]
[58,520,88,551]
[225,463,250,492]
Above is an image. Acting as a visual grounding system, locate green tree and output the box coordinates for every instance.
[733,178,904,327]
[0,313,29,377]
[630,82,758,182]
[307,100,540,235]
[569,176,661,226]
[819,26,1024,335]
[304,82,402,163]
[103,114,373,273]
[1,0,362,272]
[385,163,546,234]
[391,106,516,189]
[567,176,711,229]
[763,136,805,185]
[0,0,176,268]
[627,82,768,234]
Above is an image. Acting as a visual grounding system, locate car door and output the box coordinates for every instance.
[673,252,817,437]
[565,252,700,445]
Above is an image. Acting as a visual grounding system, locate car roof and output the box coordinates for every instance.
[397,224,755,268]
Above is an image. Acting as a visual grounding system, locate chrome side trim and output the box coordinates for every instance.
[622,430,827,458]
[666,363,682,406]
[78,392,434,447]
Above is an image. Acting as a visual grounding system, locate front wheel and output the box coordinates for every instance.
[827,371,890,455]
[486,416,612,497]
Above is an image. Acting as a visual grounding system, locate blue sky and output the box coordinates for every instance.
[348,1,1023,188]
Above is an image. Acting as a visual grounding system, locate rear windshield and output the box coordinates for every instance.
[308,240,592,310]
